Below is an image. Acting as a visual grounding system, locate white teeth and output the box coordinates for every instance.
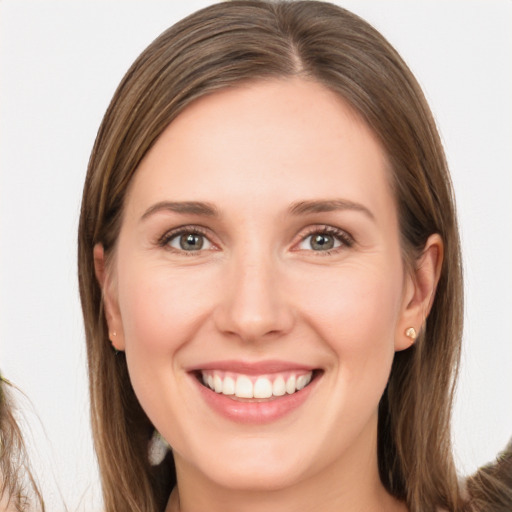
[253,377,273,399]
[272,376,286,397]
[201,370,314,398]
[222,376,235,395]
[235,375,253,398]
[296,374,308,390]
[213,374,223,393]
[285,375,296,394]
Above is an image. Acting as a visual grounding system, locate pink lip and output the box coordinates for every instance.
[187,359,316,375]
[188,360,321,424]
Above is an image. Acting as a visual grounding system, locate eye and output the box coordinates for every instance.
[296,227,353,252]
[299,233,341,251]
[162,229,214,253]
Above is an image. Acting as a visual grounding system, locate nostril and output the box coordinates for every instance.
[213,305,295,343]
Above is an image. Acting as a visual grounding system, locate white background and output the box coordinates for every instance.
[1,1,511,511]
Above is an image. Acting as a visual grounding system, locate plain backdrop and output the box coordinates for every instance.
[1,1,511,510]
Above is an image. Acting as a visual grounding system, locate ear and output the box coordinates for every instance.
[395,234,443,351]
[93,243,125,351]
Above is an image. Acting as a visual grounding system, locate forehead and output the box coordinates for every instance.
[125,78,394,222]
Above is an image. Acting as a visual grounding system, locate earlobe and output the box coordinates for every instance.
[395,234,444,351]
[93,243,126,351]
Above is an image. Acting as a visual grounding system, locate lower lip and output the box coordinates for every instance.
[192,374,319,424]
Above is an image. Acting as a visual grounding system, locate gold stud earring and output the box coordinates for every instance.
[405,327,417,340]
[109,332,120,354]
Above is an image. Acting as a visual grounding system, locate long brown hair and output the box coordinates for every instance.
[465,440,512,512]
[0,376,45,512]
[78,2,465,511]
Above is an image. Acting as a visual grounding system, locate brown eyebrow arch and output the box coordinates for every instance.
[289,199,375,220]
[140,201,219,221]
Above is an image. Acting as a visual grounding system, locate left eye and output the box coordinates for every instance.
[298,232,343,251]
[167,232,213,252]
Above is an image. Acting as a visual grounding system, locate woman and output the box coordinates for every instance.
[77,2,510,511]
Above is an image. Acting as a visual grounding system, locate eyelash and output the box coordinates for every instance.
[157,224,354,255]
[157,226,214,255]
[297,225,354,255]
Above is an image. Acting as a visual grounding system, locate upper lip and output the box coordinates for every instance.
[187,359,317,375]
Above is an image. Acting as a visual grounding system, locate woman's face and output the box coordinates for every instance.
[101,78,422,492]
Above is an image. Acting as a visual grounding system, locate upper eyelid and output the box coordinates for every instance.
[158,225,215,246]
[293,225,354,243]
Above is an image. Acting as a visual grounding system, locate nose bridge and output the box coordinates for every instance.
[214,241,293,341]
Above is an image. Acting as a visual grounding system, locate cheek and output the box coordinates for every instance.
[307,264,403,433]
[115,264,217,419]
[292,261,403,372]
[117,263,217,370]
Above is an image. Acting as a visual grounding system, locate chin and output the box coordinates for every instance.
[177,435,314,492]
[202,458,307,492]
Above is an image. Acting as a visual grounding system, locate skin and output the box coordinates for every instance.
[95,78,442,512]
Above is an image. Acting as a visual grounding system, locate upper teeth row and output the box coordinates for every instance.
[201,371,313,399]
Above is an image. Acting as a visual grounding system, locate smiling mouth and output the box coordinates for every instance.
[195,369,321,401]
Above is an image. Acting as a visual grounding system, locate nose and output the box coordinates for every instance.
[213,250,295,343]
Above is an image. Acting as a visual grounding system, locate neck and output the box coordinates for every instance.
[165,417,407,512]
[167,470,405,512]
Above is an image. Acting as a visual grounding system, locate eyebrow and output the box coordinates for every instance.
[140,201,219,221]
[288,199,375,220]
[140,198,374,222]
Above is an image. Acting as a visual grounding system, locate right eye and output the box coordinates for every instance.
[161,229,214,253]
